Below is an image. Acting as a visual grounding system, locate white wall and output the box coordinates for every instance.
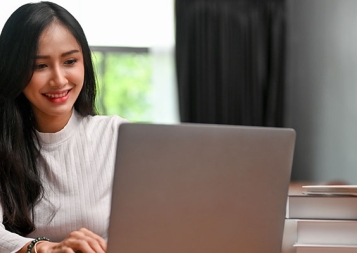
[285,0,357,183]
[0,0,174,47]
[0,1,81,31]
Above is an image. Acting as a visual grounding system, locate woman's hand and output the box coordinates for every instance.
[35,228,107,253]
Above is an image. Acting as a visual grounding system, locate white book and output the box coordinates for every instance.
[302,185,357,196]
[287,194,357,219]
[295,243,357,253]
[297,219,357,245]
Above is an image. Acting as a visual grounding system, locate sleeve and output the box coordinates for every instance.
[0,206,33,253]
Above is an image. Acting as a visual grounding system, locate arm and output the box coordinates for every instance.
[16,228,106,253]
[15,242,30,253]
[0,231,31,253]
[0,206,32,253]
[1,208,106,253]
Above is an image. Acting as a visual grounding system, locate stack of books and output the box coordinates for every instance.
[286,185,357,253]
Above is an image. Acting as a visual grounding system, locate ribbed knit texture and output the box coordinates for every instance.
[0,110,128,253]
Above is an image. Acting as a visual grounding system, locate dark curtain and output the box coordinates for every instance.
[175,0,286,126]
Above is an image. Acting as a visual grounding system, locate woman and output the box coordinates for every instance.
[0,2,127,253]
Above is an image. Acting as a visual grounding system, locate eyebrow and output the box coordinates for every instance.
[36,49,80,59]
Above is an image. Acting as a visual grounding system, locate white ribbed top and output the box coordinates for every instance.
[0,110,128,253]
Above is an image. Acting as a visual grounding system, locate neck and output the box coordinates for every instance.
[34,110,73,133]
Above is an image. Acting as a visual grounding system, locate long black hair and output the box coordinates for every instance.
[0,1,97,236]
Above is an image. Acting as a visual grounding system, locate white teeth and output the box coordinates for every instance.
[45,91,68,98]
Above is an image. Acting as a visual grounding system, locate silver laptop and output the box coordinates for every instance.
[107,123,295,253]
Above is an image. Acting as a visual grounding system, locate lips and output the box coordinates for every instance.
[43,90,70,98]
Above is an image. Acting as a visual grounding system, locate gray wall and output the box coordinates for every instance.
[285,0,357,183]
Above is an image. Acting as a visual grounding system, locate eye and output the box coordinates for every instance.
[35,63,47,70]
[64,59,77,65]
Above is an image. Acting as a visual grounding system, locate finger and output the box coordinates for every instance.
[73,236,105,253]
[78,228,107,251]
[64,229,106,253]
[70,240,98,253]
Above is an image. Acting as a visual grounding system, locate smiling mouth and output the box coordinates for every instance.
[43,90,70,98]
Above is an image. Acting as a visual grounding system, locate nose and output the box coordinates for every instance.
[49,65,68,88]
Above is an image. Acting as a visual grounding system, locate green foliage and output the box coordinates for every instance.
[92,51,152,122]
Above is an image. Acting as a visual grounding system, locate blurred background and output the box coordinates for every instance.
[1,0,357,184]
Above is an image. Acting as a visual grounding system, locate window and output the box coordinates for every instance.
[92,47,153,122]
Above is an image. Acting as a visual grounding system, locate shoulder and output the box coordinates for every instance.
[80,113,129,136]
[84,114,129,126]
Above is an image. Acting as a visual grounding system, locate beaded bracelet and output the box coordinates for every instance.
[26,237,50,253]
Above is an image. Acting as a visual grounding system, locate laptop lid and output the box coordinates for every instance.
[107,123,295,253]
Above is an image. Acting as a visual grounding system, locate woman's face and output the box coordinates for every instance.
[23,21,84,132]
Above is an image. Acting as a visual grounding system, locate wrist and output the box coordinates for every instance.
[34,241,52,253]
[26,237,50,253]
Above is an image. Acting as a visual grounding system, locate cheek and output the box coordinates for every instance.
[22,86,39,108]
[23,82,37,98]
[70,65,85,87]
[25,73,46,93]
